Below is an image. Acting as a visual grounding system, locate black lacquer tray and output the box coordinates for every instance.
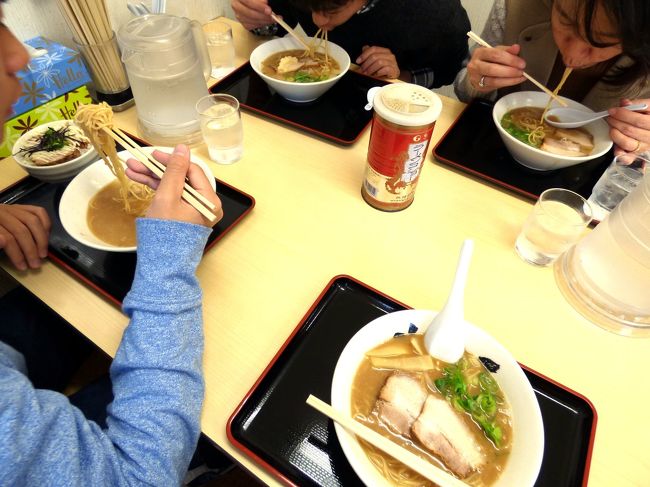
[228,276,597,487]
[0,166,254,305]
[433,99,613,201]
[209,63,387,145]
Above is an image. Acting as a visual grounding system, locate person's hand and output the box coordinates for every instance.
[231,0,273,30]
[466,44,526,92]
[0,204,51,271]
[607,98,650,159]
[125,145,223,227]
[356,45,400,79]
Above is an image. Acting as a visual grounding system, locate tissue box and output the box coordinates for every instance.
[10,37,91,119]
[0,86,92,158]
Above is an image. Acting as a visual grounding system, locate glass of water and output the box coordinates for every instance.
[515,188,592,266]
[587,153,646,221]
[204,20,235,79]
[196,94,243,164]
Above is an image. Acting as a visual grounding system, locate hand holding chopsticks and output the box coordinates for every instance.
[466,31,568,107]
[102,128,222,225]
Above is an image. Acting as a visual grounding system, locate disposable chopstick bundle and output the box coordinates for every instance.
[56,0,128,93]
[466,31,568,107]
[102,127,219,224]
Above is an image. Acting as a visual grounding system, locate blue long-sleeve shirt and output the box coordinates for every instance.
[0,218,212,486]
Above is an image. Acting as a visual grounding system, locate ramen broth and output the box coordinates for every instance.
[261,49,340,82]
[501,106,595,156]
[351,334,512,486]
[87,180,147,247]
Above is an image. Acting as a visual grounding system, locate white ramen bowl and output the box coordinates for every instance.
[331,309,544,487]
[12,120,98,183]
[250,36,350,103]
[59,147,216,252]
[493,91,612,171]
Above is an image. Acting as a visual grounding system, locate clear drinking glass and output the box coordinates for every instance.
[196,94,243,164]
[515,188,593,266]
[587,154,647,221]
[204,20,235,79]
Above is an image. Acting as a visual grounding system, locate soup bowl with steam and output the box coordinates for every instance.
[331,309,545,486]
[250,36,350,103]
[59,147,216,252]
[493,91,612,171]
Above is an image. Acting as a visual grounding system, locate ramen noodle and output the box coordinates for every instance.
[351,334,512,485]
[501,106,594,156]
[500,67,595,156]
[261,30,340,82]
[75,103,153,246]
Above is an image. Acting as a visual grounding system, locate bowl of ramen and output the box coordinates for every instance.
[12,120,98,183]
[493,91,612,171]
[249,35,350,103]
[331,309,544,486]
[59,147,216,252]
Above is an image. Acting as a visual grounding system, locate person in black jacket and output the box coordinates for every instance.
[232,0,470,88]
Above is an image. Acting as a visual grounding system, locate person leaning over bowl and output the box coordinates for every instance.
[453,0,650,160]
[231,0,471,88]
[0,4,232,484]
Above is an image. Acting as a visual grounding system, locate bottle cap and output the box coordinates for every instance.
[371,83,442,127]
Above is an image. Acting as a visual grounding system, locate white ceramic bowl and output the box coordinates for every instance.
[12,120,98,183]
[331,309,544,487]
[59,147,216,252]
[493,91,612,171]
[250,36,350,103]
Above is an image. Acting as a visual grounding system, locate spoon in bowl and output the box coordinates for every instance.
[544,103,647,129]
[423,239,474,364]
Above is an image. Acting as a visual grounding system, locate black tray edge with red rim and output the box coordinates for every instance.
[209,62,388,145]
[227,275,597,487]
[432,98,613,205]
[0,137,255,305]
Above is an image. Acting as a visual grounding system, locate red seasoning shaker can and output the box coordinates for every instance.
[361,83,442,211]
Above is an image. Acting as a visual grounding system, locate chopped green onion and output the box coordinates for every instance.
[434,361,504,446]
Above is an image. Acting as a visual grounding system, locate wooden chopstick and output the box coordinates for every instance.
[109,127,218,213]
[101,128,219,224]
[306,395,469,487]
[270,12,311,51]
[467,31,568,107]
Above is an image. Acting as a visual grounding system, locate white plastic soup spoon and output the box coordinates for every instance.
[423,239,474,364]
[544,103,648,129]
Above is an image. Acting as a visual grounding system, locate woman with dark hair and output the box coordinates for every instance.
[454,0,650,157]
[231,0,470,88]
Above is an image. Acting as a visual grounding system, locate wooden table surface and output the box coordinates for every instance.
[1,18,648,487]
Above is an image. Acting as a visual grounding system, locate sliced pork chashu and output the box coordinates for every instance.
[412,394,485,478]
[375,373,427,437]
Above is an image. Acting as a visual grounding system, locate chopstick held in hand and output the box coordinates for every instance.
[271,12,311,51]
[102,128,220,224]
[139,145,223,226]
[466,31,568,107]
